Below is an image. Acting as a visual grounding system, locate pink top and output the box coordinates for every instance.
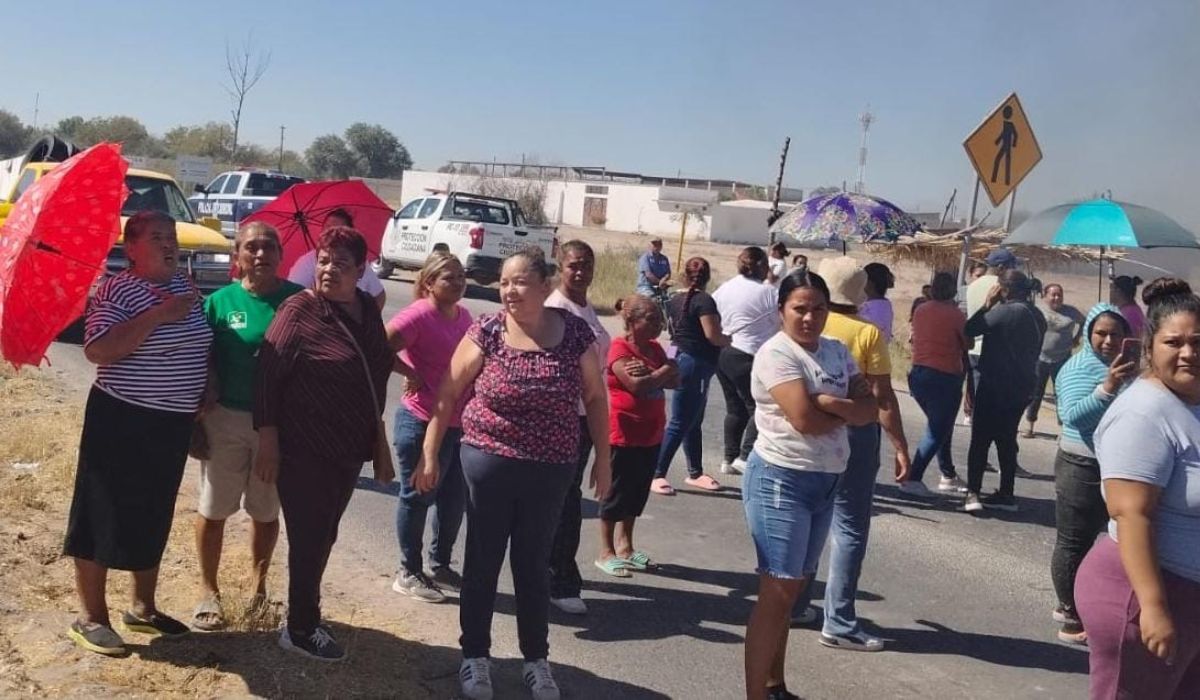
[387,299,473,426]
[461,309,595,463]
[1119,302,1146,339]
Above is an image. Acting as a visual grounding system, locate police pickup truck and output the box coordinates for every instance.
[373,192,557,286]
[188,169,305,238]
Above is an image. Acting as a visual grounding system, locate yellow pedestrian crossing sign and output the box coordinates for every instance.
[964,93,1042,207]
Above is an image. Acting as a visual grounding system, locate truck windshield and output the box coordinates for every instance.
[245,173,304,197]
[122,175,197,223]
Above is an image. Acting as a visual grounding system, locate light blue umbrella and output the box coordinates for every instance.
[1006,198,1200,298]
[1006,198,1199,249]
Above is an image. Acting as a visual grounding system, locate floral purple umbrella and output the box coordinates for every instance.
[770,192,921,250]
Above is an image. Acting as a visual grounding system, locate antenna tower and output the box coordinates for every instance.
[854,107,874,194]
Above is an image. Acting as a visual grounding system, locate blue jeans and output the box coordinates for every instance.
[795,424,881,637]
[907,365,963,482]
[742,451,840,579]
[655,351,717,479]
[394,406,465,575]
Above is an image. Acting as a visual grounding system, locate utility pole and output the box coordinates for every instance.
[767,136,791,246]
[854,107,874,194]
[278,125,285,171]
[32,92,39,131]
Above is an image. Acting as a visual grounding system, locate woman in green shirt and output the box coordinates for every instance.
[192,221,304,630]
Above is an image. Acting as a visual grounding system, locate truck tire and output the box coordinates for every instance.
[371,258,395,280]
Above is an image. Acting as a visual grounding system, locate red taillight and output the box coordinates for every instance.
[468,224,485,250]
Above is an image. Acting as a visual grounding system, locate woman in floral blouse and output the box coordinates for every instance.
[415,248,611,700]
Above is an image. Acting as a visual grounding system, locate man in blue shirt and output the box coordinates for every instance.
[636,238,672,296]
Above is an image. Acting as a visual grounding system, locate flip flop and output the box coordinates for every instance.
[594,558,632,578]
[191,594,226,632]
[620,550,654,570]
[684,474,722,491]
[650,478,676,496]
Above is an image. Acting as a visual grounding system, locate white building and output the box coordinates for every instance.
[399,165,801,245]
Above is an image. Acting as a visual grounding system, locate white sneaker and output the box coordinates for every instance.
[460,658,494,700]
[549,597,587,615]
[898,480,935,498]
[720,458,747,475]
[938,476,968,493]
[963,492,984,513]
[523,658,561,700]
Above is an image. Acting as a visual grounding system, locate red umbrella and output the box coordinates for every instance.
[0,143,129,367]
[240,179,394,277]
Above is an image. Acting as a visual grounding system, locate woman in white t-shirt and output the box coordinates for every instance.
[741,269,877,700]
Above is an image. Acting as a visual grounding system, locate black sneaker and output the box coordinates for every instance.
[121,610,190,638]
[767,683,802,700]
[981,492,1018,512]
[430,565,463,592]
[68,620,127,656]
[279,625,346,662]
[1058,619,1087,645]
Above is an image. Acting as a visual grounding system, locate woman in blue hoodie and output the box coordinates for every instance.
[1050,304,1135,644]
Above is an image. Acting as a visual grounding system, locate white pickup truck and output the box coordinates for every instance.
[373,191,557,285]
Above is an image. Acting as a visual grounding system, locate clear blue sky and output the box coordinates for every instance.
[7,0,1200,227]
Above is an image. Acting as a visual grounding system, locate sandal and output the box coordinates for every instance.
[684,474,722,491]
[650,478,676,496]
[620,550,654,570]
[594,558,632,578]
[191,594,226,632]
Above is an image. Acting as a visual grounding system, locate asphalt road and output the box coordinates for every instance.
[47,276,1089,699]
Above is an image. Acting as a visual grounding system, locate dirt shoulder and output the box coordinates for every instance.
[0,364,463,699]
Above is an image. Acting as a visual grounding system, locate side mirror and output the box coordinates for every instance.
[199,216,222,233]
[193,183,207,195]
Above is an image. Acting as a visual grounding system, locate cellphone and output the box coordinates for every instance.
[1119,338,1142,366]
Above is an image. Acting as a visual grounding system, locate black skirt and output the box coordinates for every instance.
[63,387,193,571]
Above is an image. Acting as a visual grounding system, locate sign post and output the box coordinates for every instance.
[959,92,1042,283]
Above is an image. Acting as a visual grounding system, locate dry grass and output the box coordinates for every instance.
[588,244,641,315]
[0,366,445,698]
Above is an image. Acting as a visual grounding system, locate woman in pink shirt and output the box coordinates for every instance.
[386,252,473,604]
[904,272,969,497]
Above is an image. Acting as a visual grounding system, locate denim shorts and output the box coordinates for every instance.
[742,450,841,579]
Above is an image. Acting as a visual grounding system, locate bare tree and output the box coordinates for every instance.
[224,36,271,160]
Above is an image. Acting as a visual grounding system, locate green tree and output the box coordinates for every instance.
[305,134,358,179]
[73,116,166,156]
[344,123,411,178]
[0,109,33,157]
[54,116,86,143]
[163,122,233,160]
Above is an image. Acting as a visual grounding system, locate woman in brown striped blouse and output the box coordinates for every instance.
[254,226,394,662]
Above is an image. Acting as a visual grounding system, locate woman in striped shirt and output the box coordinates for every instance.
[254,226,394,662]
[65,211,214,657]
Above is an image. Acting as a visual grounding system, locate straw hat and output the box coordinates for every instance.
[816,257,868,307]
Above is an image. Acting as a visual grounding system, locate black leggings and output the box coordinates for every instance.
[1050,450,1108,613]
[1025,358,1067,423]
[459,444,574,661]
[716,346,757,463]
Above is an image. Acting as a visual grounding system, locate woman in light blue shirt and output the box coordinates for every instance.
[1076,278,1200,699]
